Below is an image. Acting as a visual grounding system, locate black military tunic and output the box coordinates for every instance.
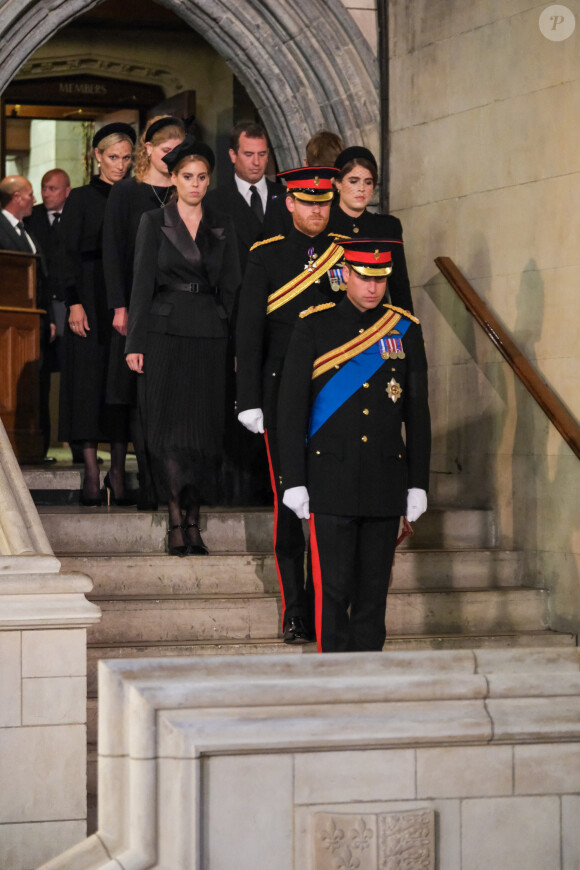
[236,226,344,628]
[278,295,431,652]
[327,203,414,314]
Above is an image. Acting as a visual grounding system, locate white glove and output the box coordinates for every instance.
[238,408,264,434]
[406,488,427,523]
[283,486,310,519]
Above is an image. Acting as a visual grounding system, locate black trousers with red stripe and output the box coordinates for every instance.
[309,513,399,653]
[264,429,313,627]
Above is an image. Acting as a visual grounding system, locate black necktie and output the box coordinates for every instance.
[51,212,61,225]
[17,221,33,252]
[249,185,264,222]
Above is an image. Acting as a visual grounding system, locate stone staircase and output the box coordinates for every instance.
[27,461,576,833]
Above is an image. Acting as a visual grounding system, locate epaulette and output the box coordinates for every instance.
[383,303,420,324]
[249,234,285,252]
[299,302,336,319]
[328,232,351,241]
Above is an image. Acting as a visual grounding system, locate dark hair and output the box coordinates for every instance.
[305,130,345,167]
[229,121,269,152]
[337,157,378,188]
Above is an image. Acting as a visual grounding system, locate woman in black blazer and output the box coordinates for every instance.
[327,146,415,314]
[126,136,241,555]
[59,122,136,505]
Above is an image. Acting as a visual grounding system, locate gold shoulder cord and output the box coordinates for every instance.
[383,303,420,325]
[299,302,336,319]
[249,234,285,252]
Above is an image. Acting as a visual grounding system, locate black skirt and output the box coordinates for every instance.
[138,332,227,506]
[59,326,129,443]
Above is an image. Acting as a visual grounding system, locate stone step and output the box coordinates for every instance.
[39,504,497,554]
[86,587,547,646]
[59,548,525,597]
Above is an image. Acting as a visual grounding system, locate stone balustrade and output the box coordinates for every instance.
[40,646,580,870]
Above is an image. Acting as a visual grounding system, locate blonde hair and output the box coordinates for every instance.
[134,116,186,182]
[94,131,135,156]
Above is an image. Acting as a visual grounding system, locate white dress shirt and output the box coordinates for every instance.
[234,174,268,213]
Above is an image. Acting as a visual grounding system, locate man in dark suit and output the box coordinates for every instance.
[25,169,71,460]
[0,175,54,459]
[206,122,291,506]
[205,121,290,273]
[277,239,431,653]
[25,169,71,347]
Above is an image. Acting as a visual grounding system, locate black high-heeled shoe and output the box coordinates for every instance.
[80,491,103,507]
[104,473,136,507]
[167,524,188,557]
[80,477,103,507]
[184,522,209,556]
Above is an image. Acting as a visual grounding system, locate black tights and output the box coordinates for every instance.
[82,441,127,500]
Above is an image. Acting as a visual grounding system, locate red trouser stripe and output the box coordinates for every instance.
[308,514,323,653]
[263,430,286,628]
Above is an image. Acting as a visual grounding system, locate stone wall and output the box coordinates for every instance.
[388,1,580,630]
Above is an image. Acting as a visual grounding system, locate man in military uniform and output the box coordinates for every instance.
[236,166,344,643]
[277,239,431,653]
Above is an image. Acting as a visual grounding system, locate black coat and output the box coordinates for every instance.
[103,177,175,310]
[327,203,414,314]
[102,177,176,403]
[278,296,431,517]
[205,177,291,274]
[236,227,344,428]
[125,199,241,355]
[58,176,118,442]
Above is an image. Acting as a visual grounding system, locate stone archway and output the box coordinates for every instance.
[0,0,380,168]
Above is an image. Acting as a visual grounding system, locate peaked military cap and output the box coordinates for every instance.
[277,166,338,202]
[341,238,393,277]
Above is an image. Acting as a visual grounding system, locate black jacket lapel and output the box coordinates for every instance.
[160,200,202,270]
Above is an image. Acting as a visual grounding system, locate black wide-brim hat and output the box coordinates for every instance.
[334,146,377,172]
[162,135,215,173]
[341,238,393,277]
[277,166,338,201]
[92,122,137,149]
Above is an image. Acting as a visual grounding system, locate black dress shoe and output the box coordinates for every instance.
[283,616,313,644]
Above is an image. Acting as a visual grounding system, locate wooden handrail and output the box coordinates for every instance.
[435,256,580,461]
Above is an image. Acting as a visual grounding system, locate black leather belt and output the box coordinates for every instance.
[158,282,217,295]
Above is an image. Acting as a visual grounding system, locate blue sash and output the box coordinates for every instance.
[308,320,411,439]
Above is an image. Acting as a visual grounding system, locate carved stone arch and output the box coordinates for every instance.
[16,53,186,95]
[0,0,379,167]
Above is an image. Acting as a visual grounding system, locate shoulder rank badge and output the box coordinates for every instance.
[379,335,405,359]
[328,265,347,292]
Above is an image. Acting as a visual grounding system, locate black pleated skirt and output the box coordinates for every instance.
[138,332,227,506]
